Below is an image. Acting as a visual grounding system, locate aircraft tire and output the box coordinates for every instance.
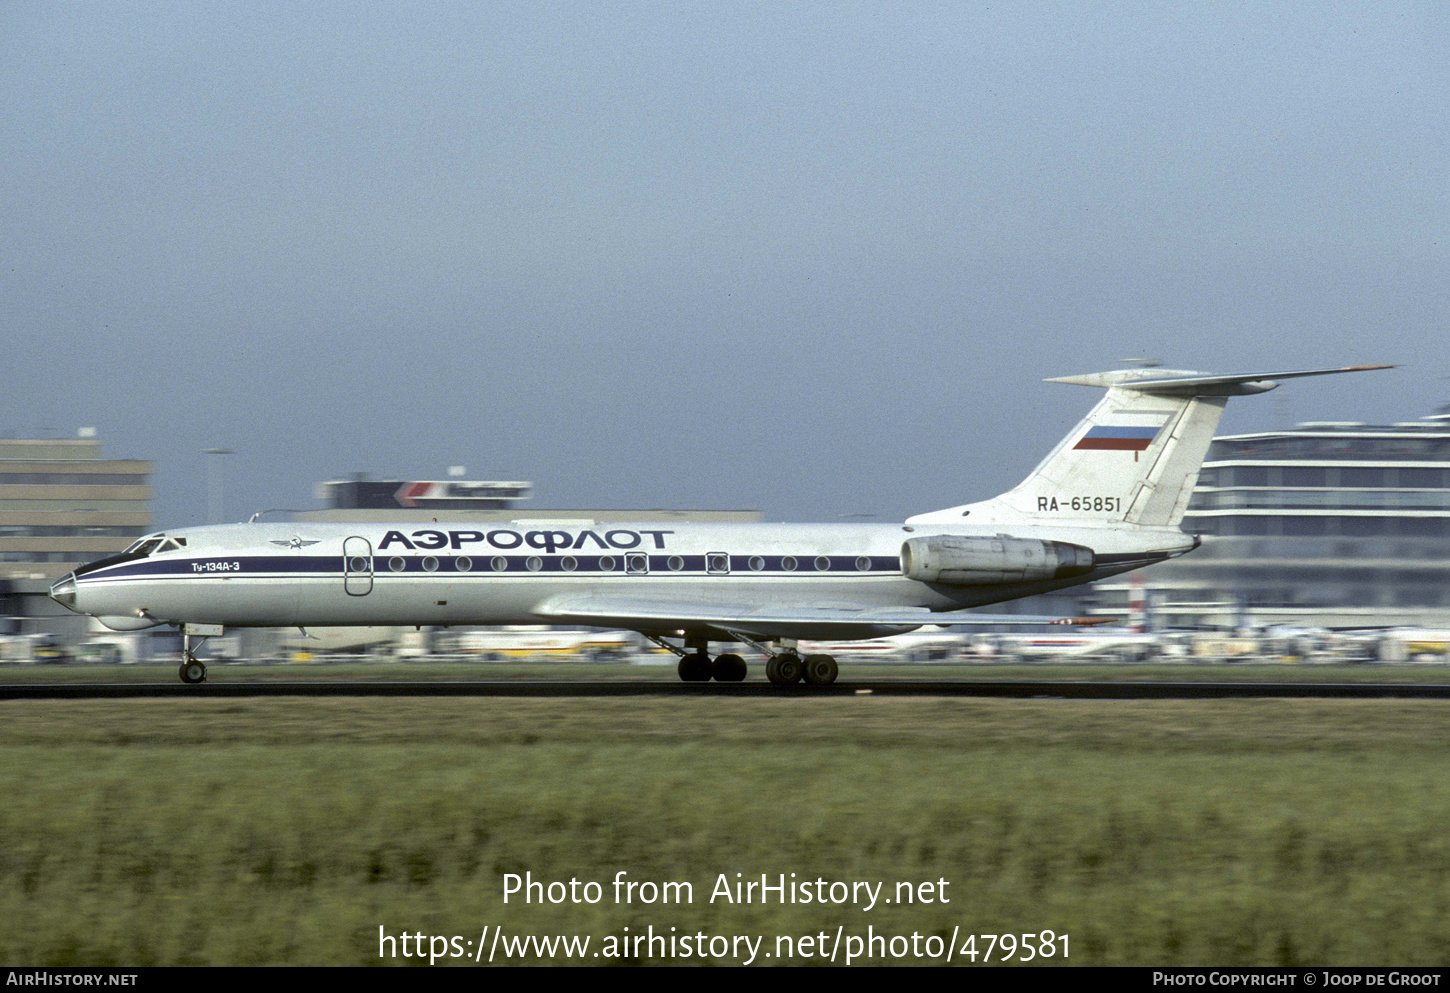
[711,653,747,682]
[767,654,802,686]
[802,654,838,686]
[678,652,713,682]
[179,660,207,684]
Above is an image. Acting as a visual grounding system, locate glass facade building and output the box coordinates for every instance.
[1117,410,1450,625]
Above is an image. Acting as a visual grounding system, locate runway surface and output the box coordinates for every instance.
[6,680,1450,700]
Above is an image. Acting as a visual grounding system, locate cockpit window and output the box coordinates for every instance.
[157,539,182,553]
[123,534,164,554]
[73,533,171,578]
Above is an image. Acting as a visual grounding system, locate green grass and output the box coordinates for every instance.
[2,697,1449,965]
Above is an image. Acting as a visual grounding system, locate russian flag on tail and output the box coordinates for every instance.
[1073,425,1162,451]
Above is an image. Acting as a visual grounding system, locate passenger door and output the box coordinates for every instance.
[343,536,374,596]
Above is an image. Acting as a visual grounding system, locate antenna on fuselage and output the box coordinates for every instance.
[247,509,304,523]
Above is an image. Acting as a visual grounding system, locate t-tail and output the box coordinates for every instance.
[908,365,1393,528]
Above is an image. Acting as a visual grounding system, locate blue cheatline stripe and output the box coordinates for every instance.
[75,555,907,583]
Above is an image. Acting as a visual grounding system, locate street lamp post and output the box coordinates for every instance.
[203,448,234,524]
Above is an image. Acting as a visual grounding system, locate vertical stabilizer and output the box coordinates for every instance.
[907,365,1391,528]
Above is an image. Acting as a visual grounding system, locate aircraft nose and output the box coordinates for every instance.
[49,573,79,611]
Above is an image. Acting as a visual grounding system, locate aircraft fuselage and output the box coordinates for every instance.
[54,519,1192,632]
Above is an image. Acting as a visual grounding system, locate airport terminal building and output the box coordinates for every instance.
[0,433,154,642]
[1098,409,1450,628]
[0,435,153,582]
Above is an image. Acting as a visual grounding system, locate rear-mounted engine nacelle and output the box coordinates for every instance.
[901,535,1095,585]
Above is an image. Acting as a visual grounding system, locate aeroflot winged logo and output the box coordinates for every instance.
[270,536,321,550]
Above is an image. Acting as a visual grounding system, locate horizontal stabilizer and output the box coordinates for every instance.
[1047,364,1393,396]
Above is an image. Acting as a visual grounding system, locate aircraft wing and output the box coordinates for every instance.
[533,594,1098,641]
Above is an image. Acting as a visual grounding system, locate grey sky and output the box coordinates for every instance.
[3,3,1446,527]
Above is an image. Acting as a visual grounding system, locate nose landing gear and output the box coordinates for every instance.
[178,629,209,684]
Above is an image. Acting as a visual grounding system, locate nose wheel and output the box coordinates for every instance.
[178,630,209,684]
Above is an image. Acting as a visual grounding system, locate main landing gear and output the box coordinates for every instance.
[648,633,839,686]
[759,655,841,684]
[765,653,839,687]
[678,652,747,682]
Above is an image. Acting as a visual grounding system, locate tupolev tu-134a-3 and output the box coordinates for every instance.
[50,364,1391,685]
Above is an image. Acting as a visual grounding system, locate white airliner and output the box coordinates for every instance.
[49,364,1389,685]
